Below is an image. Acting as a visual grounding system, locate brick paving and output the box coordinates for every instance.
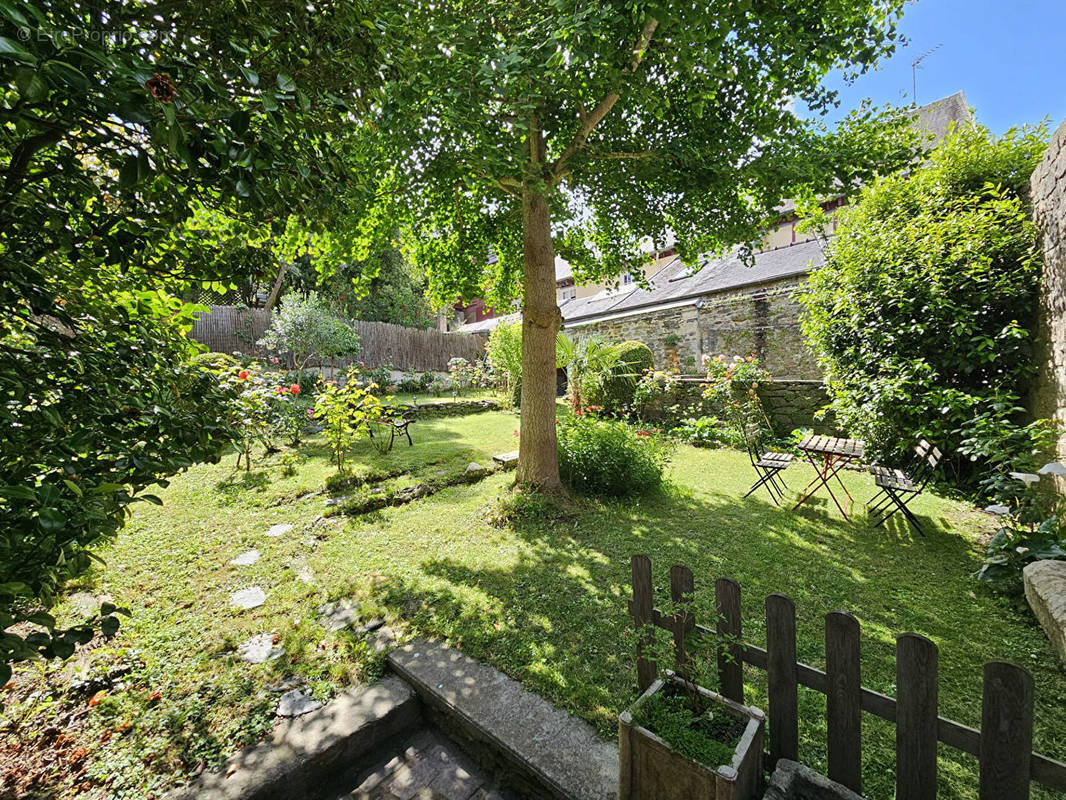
[332,727,508,800]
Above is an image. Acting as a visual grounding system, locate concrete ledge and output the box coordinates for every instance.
[167,675,419,800]
[763,759,865,800]
[388,638,617,800]
[1024,560,1066,667]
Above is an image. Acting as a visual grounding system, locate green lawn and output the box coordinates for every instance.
[5,409,1065,799]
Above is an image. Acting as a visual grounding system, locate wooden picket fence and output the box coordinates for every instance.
[188,306,485,371]
[628,555,1066,799]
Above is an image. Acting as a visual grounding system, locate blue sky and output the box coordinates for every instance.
[799,0,1066,134]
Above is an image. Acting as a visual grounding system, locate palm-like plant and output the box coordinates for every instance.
[556,334,632,413]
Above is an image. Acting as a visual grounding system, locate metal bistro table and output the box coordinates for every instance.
[792,435,865,519]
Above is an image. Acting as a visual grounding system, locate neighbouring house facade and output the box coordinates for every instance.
[561,92,973,378]
[453,92,973,379]
[562,239,825,377]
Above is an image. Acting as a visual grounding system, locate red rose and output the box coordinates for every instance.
[238,370,249,380]
[290,383,300,395]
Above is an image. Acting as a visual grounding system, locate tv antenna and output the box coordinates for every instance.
[911,44,942,104]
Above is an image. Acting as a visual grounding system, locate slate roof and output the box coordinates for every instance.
[562,238,825,325]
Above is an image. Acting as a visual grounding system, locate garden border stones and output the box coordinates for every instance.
[1024,560,1066,667]
[389,638,617,800]
[165,676,419,800]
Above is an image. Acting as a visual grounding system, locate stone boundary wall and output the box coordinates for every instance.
[1031,119,1066,462]
[566,276,821,380]
[641,377,834,435]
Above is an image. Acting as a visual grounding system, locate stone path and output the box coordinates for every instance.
[230,549,261,566]
[229,586,267,610]
[329,726,507,800]
[223,516,399,719]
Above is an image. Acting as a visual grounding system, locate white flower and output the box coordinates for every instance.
[1038,462,1066,477]
[984,504,1011,516]
[1009,472,1041,484]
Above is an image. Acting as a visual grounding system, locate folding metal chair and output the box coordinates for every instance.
[740,423,793,505]
[867,440,942,536]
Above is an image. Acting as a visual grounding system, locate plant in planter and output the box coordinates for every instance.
[619,625,765,800]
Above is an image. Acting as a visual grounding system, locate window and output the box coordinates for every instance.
[621,271,635,285]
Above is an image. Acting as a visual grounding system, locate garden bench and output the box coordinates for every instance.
[367,404,417,453]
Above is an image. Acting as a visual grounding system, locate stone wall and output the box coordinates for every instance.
[566,276,821,379]
[1031,119,1066,460]
[639,377,834,435]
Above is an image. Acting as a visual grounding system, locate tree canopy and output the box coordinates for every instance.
[0,0,380,677]
[347,0,921,487]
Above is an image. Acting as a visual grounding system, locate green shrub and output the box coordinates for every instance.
[594,340,654,413]
[672,416,733,448]
[800,124,1050,491]
[557,415,670,498]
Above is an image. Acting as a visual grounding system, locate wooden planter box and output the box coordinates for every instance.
[618,672,765,800]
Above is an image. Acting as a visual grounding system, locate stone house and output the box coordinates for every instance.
[561,239,825,377]
[561,92,973,378]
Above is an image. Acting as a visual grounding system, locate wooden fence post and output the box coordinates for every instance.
[896,633,939,800]
[980,661,1034,800]
[826,610,862,794]
[629,555,657,692]
[669,565,695,673]
[715,577,744,703]
[766,593,799,768]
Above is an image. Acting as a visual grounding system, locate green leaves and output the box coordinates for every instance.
[800,123,1050,491]
[0,35,35,64]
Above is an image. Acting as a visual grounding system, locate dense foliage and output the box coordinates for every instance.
[556,415,670,498]
[800,124,1050,491]
[257,291,361,371]
[287,248,436,329]
[485,321,524,394]
[0,0,380,675]
[592,340,655,414]
[557,334,633,413]
[350,0,920,488]
[0,293,238,683]
[314,375,386,473]
[977,466,1066,592]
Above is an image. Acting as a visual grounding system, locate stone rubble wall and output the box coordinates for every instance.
[1031,119,1066,462]
[638,376,835,436]
[566,276,821,379]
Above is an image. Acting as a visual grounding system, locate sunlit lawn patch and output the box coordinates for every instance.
[4,410,1064,800]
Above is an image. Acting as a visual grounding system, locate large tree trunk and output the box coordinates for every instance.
[517,189,562,490]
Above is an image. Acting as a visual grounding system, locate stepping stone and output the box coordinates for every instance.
[229,549,260,567]
[288,558,316,585]
[464,462,488,479]
[370,626,395,654]
[276,689,322,717]
[318,599,361,632]
[238,633,284,664]
[266,676,303,693]
[394,483,431,503]
[265,523,293,538]
[491,451,519,470]
[230,586,267,610]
